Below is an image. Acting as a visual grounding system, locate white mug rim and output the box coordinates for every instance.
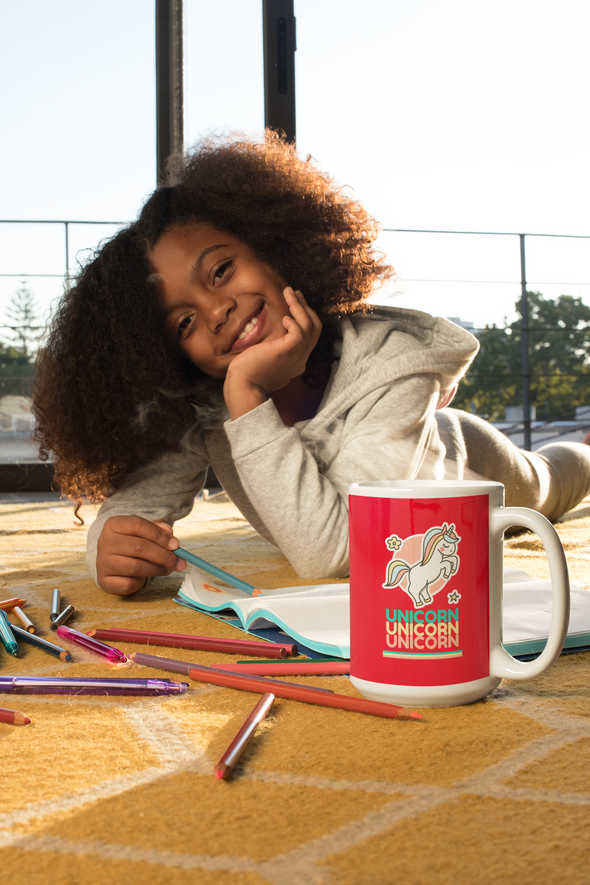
[349,479,504,499]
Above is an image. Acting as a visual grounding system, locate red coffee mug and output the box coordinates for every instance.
[349,480,570,707]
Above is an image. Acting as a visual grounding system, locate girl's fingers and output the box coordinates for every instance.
[99,575,148,596]
[283,288,321,341]
[105,515,179,549]
[106,534,186,571]
[96,515,186,594]
[106,553,182,578]
[152,519,175,535]
[98,550,186,595]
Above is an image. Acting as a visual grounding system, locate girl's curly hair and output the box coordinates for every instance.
[33,133,393,501]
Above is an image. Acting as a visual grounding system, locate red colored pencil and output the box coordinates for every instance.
[129,652,334,693]
[0,707,31,725]
[220,661,350,676]
[87,627,297,658]
[187,663,422,720]
[215,692,275,779]
[0,597,26,612]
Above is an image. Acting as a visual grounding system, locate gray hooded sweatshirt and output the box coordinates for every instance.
[88,305,590,584]
[87,306,482,581]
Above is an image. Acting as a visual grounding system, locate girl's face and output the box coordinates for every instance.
[149,224,291,378]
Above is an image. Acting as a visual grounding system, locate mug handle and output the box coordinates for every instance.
[489,507,570,680]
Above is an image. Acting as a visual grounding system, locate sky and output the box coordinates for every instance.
[1,0,590,333]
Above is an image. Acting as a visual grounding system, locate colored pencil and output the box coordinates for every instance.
[215,692,275,779]
[220,661,350,676]
[56,625,127,664]
[11,624,72,661]
[128,652,335,693]
[187,664,422,720]
[50,588,60,621]
[87,627,296,658]
[0,676,187,696]
[0,597,26,612]
[50,604,76,630]
[174,547,260,597]
[0,611,19,656]
[0,707,30,726]
[12,606,35,633]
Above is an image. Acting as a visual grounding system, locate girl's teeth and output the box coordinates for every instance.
[237,316,258,340]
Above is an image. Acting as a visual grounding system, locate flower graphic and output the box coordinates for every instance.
[447,590,461,604]
[385,534,402,551]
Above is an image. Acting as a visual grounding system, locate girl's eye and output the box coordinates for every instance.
[213,260,232,284]
[177,315,194,338]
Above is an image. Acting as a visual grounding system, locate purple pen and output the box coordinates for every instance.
[56,624,128,663]
[0,676,188,696]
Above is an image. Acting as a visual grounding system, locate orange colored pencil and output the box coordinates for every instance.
[218,661,350,676]
[215,692,275,779]
[187,664,422,720]
[12,606,35,633]
[0,707,31,726]
[88,627,297,658]
[0,597,26,612]
[129,652,334,693]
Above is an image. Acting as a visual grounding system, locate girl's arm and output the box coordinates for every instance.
[86,446,210,593]
[224,374,446,580]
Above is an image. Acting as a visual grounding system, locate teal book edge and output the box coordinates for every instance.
[174,594,348,659]
[506,630,590,660]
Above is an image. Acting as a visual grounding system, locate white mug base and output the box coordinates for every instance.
[351,674,502,708]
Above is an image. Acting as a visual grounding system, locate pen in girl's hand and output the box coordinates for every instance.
[174,548,259,597]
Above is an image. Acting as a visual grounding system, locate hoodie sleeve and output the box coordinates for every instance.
[224,374,443,580]
[85,445,210,584]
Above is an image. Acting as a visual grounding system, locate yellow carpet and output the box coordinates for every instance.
[1,492,589,885]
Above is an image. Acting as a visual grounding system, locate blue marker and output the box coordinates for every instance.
[174,548,259,597]
[0,610,19,657]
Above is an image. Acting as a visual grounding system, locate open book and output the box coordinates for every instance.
[176,568,349,657]
[176,565,590,660]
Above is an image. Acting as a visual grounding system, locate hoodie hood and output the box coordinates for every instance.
[307,305,479,432]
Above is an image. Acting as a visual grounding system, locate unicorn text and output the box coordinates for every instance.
[385,608,460,651]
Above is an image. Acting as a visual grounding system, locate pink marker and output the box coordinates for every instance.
[56,625,127,664]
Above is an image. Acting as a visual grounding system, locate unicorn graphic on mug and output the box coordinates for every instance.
[382,523,461,607]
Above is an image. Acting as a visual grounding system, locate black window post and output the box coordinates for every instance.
[263,0,296,142]
[519,234,532,451]
[156,0,184,187]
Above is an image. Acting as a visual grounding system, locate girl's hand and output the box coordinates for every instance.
[96,516,186,595]
[223,288,322,419]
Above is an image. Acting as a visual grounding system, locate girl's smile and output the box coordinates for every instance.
[149,224,291,377]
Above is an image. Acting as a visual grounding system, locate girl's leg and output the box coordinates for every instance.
[437,409,590,520]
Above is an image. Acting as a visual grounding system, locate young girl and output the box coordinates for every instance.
[33,134,590,595]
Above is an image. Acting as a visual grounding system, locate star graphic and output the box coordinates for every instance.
[385,534,402,551]
[447,590,461,604]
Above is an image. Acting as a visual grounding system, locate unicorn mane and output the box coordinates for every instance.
[421,525,446,565]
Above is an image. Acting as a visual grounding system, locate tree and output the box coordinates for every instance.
[454,292,590,421]
[3,281,42,358]
[0,282,41,398]
[0,341,34,397]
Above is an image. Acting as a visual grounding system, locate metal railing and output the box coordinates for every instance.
[0,218,128,280]
[1,220,590,450]
[383,227,590,450]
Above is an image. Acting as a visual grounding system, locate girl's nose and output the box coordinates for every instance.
[201,291,235,332]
